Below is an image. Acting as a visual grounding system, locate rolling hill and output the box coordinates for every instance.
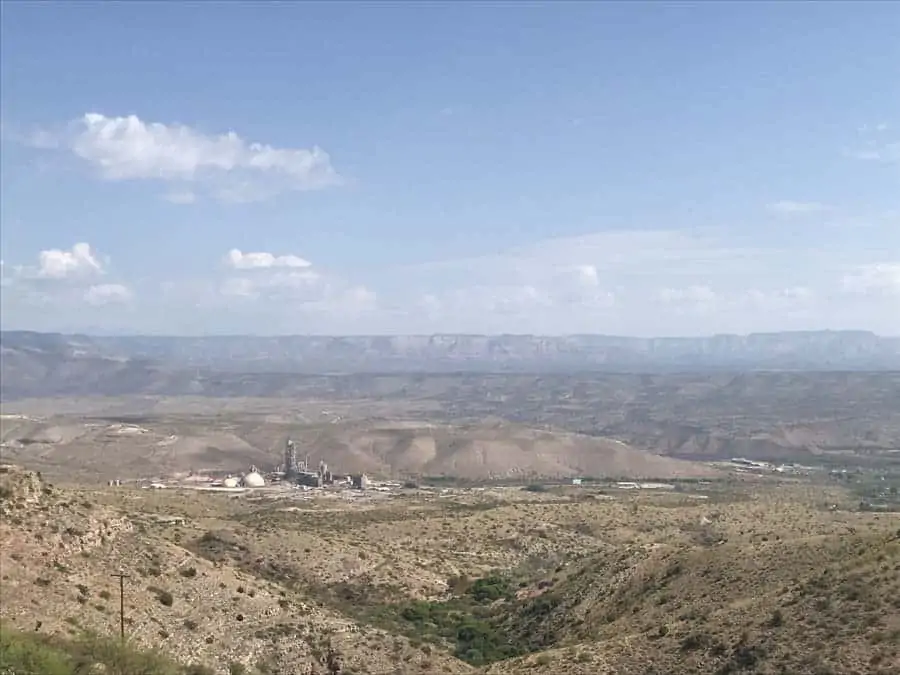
[0,415,713,481]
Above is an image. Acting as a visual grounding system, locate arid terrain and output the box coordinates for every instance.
[0,409,715,484]
[2,369,900,484]
[2,331,899,673]
[1,463,898,674]
[3,329,900,474]
[2,376,899,673]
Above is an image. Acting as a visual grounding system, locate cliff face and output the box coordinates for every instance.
[2,329,898,400]
[3,329,899,374]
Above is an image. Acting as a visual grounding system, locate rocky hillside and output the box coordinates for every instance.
[2,464,897,674]
[0,465,473,675]
[485,527,900,674]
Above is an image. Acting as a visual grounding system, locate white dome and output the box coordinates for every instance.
[223,477,240,489]
[242,471,265,488]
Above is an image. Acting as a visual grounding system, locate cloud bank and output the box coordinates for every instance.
[27,113,342,203]
[1,243,134,312]
[2,228,897,336]
[3,115,896,335]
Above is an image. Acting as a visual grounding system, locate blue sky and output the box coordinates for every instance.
[1,2,898,336]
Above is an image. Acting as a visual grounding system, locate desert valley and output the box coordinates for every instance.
[1,331,898,674]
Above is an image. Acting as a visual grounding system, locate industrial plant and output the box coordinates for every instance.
[277,437,359,488]
[124,438,374,494]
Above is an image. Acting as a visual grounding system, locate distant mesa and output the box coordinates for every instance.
[2,329,899,402]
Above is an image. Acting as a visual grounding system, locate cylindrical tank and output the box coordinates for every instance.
[242,471,266,488]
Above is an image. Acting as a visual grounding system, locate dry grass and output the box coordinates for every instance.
[2,464,898,674]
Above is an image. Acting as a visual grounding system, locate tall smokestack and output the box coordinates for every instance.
[285,438,298,479]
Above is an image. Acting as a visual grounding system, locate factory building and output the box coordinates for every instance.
[295,472,323,488]
[281,438,336,488]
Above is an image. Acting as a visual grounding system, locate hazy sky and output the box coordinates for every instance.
[1,2,898,336]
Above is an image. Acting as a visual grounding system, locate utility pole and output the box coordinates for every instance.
[111,571,130,641]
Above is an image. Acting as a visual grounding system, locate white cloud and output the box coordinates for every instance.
[219,247,322,303]
[380,225,899,335]
[573,264,599,287]
[225,248,312,270]
[220,269,321,299]
[552,264,616,309]
[29,243,103,280]
[401,259,619,332]
[1,242,135,315]
[33,113,342,203]
[2,225,898,335]
[657,285,816,317]
[767,200,831,215]
[746,286,815,307]
[842,263,900,296]
[148,249,379,331]
[84,283,132,306]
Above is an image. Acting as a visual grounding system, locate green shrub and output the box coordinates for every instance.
[0,629,194,675]
[0,629,71,675]
[156,589,174,607]
[468,575,513,603]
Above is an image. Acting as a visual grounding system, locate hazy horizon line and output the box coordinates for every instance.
[2,328,898,340]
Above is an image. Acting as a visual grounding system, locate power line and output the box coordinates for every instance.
[110,571,130,641]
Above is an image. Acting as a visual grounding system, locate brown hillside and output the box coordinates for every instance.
[2,463,898,674]
[0,415,713,481]
[0,465,473,675]
[485,499,900,674]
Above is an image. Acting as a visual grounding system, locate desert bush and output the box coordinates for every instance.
[0,629,71,675]
[364,573,531,665]
[0,628,192,675]
[185,666,216,675]
[154,589,174,607]
[468,575,513,603]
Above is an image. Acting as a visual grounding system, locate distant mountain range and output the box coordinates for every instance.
[3,330,900,371]
[1,329,899,400]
